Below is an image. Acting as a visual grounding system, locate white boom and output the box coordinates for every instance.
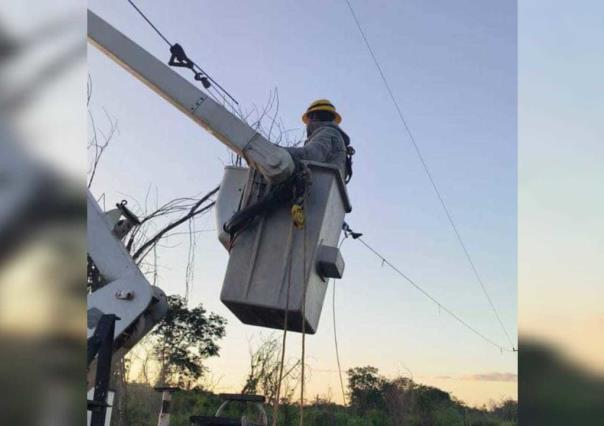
[87,191,168,388]
[86,8,297,392]
[87,9,295,184]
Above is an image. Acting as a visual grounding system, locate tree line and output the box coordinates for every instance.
[109,296,516,426]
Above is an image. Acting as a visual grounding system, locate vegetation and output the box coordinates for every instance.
[108,296,227,424]
[113,364,516,425]
[150,295,227,389]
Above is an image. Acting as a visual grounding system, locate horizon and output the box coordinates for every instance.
[88,0,518,407]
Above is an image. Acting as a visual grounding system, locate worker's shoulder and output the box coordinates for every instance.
[313,125,344,140]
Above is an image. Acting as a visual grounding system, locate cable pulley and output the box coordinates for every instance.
[127,0,238,104]
[168,43,212,89]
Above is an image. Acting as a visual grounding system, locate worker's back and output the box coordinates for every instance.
[285,121,350,182]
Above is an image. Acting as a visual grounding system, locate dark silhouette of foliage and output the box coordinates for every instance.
[151,295,226,389]
[120,364,517,425]
[346,365,387,414]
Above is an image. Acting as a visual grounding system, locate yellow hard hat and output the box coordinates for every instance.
[302,99,342,124]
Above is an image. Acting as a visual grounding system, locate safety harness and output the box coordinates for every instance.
[345,144,355,184]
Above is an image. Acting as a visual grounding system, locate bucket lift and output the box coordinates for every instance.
[216,163,351,333]
[88,8,352,337]
[87,8,352,423]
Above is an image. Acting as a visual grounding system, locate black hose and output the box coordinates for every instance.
[223,185,292,236]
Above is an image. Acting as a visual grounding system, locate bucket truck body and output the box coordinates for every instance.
[86,191,168,387]
[86,9,350,356]
[86,9,296,369]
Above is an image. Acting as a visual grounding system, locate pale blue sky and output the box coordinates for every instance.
[88,0,517,404]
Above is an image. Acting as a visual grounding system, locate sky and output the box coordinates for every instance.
[88,0,518,406]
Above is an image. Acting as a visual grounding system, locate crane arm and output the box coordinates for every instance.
[87,9,295,184]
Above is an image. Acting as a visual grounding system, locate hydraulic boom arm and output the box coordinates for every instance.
[87,9,295,184]
[86,9,298,396]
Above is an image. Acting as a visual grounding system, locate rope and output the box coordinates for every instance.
[299,205,308,425]
[271,225,295,426]
[343,0,514,350]
[332,237,348,405]
[272,167,311,425]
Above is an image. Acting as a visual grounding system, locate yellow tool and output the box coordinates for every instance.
[291,204,305,229]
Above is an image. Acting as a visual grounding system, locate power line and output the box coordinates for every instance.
[355,235,514,353]
[126,0,239,106]
[126,0,171,46]
[343,0,515,350]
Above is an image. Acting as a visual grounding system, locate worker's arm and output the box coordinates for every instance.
[285,126,344,164]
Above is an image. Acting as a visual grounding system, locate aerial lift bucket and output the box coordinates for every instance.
[216,161,351,333]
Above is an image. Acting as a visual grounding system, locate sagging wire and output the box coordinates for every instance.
[343,0,515,350]
[342,222,516,353]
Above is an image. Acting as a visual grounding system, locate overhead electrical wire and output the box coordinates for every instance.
[123,0,515,359]
[126,0,239,106]
[355,234,515,353]
[126,0,171,46]
[344,0,515,350]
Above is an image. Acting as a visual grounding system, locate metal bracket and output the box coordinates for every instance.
[316,245,345,279]
[115,200,141,226]
[168,43,194,69]
[168,43,211,88]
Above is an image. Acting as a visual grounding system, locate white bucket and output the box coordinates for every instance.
[215,166,250,250]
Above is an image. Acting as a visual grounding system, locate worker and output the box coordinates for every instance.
[285,99,353,183]
[224,100,353,236]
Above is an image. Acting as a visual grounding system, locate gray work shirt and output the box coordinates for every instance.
[284,121,350,181]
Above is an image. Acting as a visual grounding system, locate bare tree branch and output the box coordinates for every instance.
[132,186,219,262]
[87,81,119,189]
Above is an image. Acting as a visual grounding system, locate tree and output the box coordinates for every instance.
[414,384,456,426]
[382,376,416,424]
[492,399,517,423]
[241,335,301,406]
[151,295,227,389]
[346,366,386,415]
